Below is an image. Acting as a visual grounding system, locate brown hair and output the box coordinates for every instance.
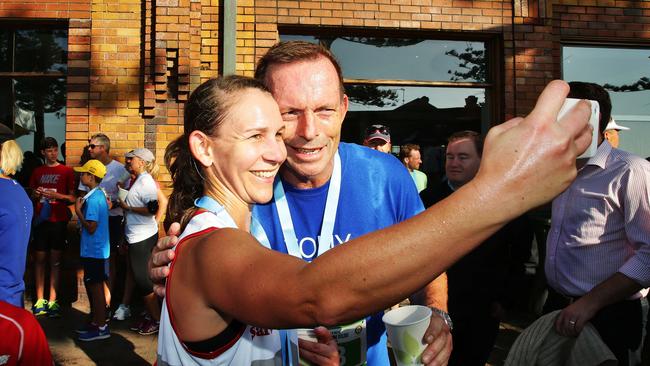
[165,75,271,230]
[567,81,612,134]
[399,143,420,161]
[254,41,345,97]
[448,130,483,157]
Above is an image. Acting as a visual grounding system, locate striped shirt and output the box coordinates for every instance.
[545,141,650,298]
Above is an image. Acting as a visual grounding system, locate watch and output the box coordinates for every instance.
[431,307,453,331]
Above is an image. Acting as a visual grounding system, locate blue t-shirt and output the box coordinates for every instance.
[253,142,424,365]
[0,178,33,307]
[80,188,110,259]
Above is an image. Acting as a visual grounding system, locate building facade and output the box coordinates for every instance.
[1,0,649,184]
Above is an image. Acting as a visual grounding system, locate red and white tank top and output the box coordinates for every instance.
[157,210,282,366]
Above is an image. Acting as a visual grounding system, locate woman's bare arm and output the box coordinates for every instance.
[183,80,593,329]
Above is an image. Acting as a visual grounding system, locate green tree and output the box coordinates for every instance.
[445,46,487,82]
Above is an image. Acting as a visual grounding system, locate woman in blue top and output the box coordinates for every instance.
[0,124,33,308]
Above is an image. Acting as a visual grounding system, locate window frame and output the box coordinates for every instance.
[279,26,504,126]
[0,20,68,155]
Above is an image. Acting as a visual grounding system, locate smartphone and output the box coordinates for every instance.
[557,98,600,159]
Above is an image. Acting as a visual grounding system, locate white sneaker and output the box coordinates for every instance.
[113,304,131,321]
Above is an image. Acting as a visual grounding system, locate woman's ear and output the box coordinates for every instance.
[188,131,213,167]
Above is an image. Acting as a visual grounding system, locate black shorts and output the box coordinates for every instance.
[108,215,124,253]
[33,221,68,252]
[82,257,109,285]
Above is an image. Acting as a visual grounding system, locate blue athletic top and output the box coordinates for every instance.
[0,178,33,307]
[253,142,424,365]
[80,188,110,259]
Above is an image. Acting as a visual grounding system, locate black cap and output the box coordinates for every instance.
[0,124,15,144]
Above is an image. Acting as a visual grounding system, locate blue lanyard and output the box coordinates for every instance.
[252,152,342,260]
[194,196,239,228]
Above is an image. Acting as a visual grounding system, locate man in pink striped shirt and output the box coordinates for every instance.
[544,81,650,366]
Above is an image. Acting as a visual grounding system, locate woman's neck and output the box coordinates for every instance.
[203,183,252,231]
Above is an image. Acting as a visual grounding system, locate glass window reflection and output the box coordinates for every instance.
[280,35,487,82]
[0,30,10,72]
[14,29,68,73]
[563,45,650,157]
[12,77,67,154]
[342,85,488,179]
[563,46,650,117]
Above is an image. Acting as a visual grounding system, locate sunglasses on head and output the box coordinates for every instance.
[366,125,390,135]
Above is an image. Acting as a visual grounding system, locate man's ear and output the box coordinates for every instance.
[188,131,214,167]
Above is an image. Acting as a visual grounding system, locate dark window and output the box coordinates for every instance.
[280,31,498,183]
[0,23,67,160]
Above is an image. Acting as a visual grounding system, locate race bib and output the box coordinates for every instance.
[297,319,367,366]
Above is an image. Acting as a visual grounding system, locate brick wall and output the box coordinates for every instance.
[2,0,650,188]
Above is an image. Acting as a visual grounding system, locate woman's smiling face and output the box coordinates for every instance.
[207,88,287,205]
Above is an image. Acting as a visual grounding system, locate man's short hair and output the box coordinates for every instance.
[90,133,111,152]
[448,130,483,157]
[567,81,612,134]
[40,137,58,150]
[399,143,420,161]
[254,41,345,97]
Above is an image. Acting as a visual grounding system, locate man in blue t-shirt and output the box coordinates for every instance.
[153,41,450,365]
[74,159,111,341]
[250,42,451,366]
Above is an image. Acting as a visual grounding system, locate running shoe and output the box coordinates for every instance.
[47,300,61,318]
[138,319,159,335]
[113,304,131,321]
[32,299,48,316]
[130,313,150,332]
[78,324,110,341]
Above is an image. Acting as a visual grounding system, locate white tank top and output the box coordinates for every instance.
[157,210,283,366]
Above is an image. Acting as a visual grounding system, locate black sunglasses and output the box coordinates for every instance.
[365,125,390,135]
[88,144,103,149]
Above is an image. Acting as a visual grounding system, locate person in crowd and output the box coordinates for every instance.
[113,149,168,323]
[544,81,650,366]
[14,150,42,188]
[117,147,161,335]
[154,73,593,366]
[399,143,427,193]
[29,137,75,317]
[73,159,111,341]
[0,300,54,365]
[603,117,629,149]
[80,133,130,314]
[151,41,592,366]
[363,124,392,154]
[420,130,533,366]
[0,124,33,308]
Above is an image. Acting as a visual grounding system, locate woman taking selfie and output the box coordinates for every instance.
[158,75,590,365]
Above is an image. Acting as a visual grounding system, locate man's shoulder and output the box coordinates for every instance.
[412,170,427,178]
[604,148,650,178]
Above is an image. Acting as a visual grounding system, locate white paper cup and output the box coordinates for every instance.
[382,305,432,366]
[117,187,129,201]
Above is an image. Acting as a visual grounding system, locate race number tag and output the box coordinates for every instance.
[297,319,367,366]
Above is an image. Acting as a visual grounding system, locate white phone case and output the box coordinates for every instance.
[557,98,600,159]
